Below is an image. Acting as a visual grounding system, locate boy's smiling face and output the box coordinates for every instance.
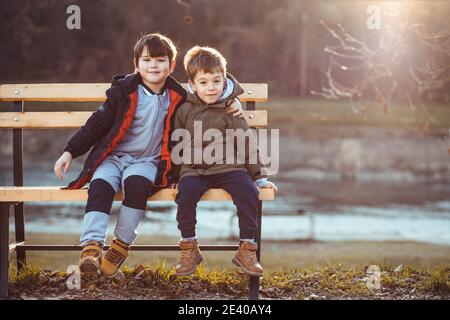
[136,46,175,92]
[190,69,224,105]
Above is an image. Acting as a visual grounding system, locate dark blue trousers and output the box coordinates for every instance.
[175,170,260,240]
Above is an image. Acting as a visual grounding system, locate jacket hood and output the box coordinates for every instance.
[111,73,141,93]
[186,73,244,107]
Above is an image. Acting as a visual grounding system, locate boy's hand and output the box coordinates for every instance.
[259,181,278,195]
[169,183,178,189]
[54,151,73,181]
[226,98,244,118]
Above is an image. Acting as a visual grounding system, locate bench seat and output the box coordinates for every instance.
[0,186,275,202]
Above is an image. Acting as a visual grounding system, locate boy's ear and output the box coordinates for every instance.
[169,60,176,74]
[133,59,138,73]
[188,79,196,91]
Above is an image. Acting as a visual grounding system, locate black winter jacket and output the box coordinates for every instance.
[64,72,187,189]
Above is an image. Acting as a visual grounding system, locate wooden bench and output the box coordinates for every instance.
[0,82,274,300]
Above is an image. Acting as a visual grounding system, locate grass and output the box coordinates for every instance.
[6,233,450,299]
[8,261,449,300]
[8,262,42,286]
[259,97,450,130]
[423,266,450,295]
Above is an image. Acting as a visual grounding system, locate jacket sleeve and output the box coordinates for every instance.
[63,90,117,158]
[230,116,267,181]
[169,103,188,183]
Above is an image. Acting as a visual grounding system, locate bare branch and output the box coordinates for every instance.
[318,5,449,135]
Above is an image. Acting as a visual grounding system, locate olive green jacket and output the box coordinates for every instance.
[171,73,266,182]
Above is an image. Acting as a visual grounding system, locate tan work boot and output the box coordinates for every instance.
[232,241,263,276]
[79,241,103,275]
[175,239,203,276]
[101,238,129,278]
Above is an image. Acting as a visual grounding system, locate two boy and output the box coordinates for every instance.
[54,33,276,278]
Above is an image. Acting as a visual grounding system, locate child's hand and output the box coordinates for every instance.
[54,151,73,181]
[225,98,244,118]
[169,183,178,189]
[259,181,278,195]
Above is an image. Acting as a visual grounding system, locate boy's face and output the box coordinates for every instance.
[136,46,175,89]
[189,69,224,105]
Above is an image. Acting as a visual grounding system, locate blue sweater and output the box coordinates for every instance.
[112,84,170,165]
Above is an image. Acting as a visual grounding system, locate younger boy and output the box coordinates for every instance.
[171,46,278,276]
[54,34,243,277]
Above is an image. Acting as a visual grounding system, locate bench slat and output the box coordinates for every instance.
[0,187,275,202]
[0,83,268,102]
[0,111,267,128]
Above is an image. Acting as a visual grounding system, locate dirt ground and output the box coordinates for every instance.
[7,235,450,300]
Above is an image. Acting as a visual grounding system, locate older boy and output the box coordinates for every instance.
[171,46,277,277]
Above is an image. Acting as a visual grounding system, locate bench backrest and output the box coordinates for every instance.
[0,83,268,129]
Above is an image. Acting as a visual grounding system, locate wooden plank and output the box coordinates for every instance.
[0,187,275,202]
[0,110,268,128]
[0,83,268,102]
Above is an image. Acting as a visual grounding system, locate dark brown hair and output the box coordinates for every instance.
[133,33,177,67]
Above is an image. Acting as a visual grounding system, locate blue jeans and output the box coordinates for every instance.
[175,171,260,239]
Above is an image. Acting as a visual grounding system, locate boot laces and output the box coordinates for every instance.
[82,248,99,258]
[181,248,193,259]
[105,248,124,265]
[244,248,257,262]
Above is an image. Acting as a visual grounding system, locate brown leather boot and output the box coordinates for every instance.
[175,239,203,276]
[101,238,129,278]
[79,241,103,275]
[232,241,263,276]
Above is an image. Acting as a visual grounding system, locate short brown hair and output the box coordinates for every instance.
[133,33,177,67]
[183,46,227,81]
